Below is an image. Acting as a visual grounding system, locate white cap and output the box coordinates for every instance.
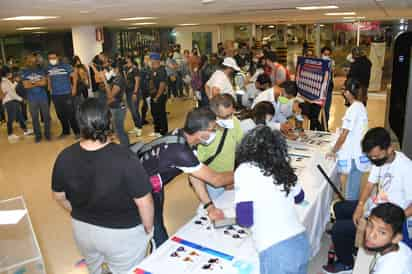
[222,57,241,71]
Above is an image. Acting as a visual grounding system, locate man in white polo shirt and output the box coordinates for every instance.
[252,80,299,133]
[205,57,240,99]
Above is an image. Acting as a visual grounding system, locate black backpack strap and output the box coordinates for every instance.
[203,128,228,165]
[131,130,186,156]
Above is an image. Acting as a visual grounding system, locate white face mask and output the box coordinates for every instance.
[105,70,115,81]
[216,118,234,129]
[200,132,216,145]
[321,55,330,60]
[49,59,58,66]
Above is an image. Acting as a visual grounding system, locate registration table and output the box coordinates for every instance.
[132,131,338,274]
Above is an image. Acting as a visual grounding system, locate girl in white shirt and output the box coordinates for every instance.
[235,126,310,274]
[0,68,32,141]
[327,78,370,200]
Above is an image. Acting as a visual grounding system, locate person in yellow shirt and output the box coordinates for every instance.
[191,94,243,199]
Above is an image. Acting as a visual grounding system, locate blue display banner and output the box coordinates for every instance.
[296,57,332,106]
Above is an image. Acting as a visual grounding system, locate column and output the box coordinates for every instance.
[0,38,6,64]
[356,21,361,46]
[315,24,321,56]
[71,25,103,67]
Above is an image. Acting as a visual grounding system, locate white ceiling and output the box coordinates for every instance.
[0,0,411,33]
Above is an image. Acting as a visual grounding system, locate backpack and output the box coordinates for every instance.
[129,132,187,159]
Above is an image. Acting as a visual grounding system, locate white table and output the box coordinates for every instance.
[132,132,338,274]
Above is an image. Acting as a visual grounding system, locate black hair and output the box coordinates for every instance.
[362,127,391,153]
[265,51,277,62]
[256,73,271,86]
[370,203,405,235]
[183,107,216,135]
[344,78,362,98]
[77,98,112,143]
[1,66,10,77]
[321,46,332,54]
[236,126,297,195]
[72,55,82,67]
[279,81,298,97]
[47,51,57,56]
[352,47,361,57]
[209,94,236,114]
[252,101,275,125]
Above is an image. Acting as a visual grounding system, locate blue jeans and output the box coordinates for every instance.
[28,100,50,140]
[206,184,225,201]
[126,92,142,129]
[110,106,129,146]
[4,100,27,135]
[346,159,363,201]
[259,232,310,274]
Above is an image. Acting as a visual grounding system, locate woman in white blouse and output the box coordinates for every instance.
[0,67,32,141]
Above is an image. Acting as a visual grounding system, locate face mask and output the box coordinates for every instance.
[200,132,216,145]
[252,58,258,63]
[369,156,388,167]
[217,118,234,129]
[365,242,394,253]
[105,70,115,81]
[295,114,304,122]
[278,96,290,105]
[49,59,58,66]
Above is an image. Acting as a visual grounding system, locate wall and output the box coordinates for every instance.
[175,25,222,53]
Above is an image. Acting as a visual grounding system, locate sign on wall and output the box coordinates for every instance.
[295,57,332,106]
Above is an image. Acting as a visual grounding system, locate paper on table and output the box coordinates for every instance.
[0,209,27,225]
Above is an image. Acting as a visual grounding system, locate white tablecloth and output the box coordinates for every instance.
[132,132,338,274]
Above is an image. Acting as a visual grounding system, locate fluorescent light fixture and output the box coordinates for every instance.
[3,16,58,21]
[325,12,356,16]
[33,31,48,34]
[16,27,45,31]
[120,17,157,21]
[178,23,200,26]
[343,16,366,19]
[127,27,138,30]
[296,6,338,10]
[320,24,325,27]
[132,22,157,26]
[268,25,275,28]
[202,0,216,4]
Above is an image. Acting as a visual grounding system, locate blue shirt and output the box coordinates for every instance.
[20,68,48,102]
[47,63,73,95]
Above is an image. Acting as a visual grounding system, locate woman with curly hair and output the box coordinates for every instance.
[235,126,310,274]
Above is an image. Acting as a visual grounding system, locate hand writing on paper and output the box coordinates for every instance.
[207,206,225,221]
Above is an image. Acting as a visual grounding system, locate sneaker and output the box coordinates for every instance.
[8,134,20,142]
[136,128,142,137]
[128,127,138,134]
[322,262,353,274]
[23,129,34,136]
[149,132,162,138]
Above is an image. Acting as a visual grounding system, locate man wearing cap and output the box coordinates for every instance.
[205,57,240,99]
[149,53,168,137]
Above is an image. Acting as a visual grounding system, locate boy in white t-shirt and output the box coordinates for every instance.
[327,78,370,201]
[365,203,412,274]
[323,127,412,274]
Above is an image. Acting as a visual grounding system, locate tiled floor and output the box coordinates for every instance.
[0,93,387,274]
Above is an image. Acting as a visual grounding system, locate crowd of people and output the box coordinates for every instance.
[1,41,409,274]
